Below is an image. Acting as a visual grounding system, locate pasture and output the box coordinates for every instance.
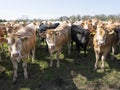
[0,39,120,90]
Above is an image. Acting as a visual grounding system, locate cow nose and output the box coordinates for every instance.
[98,40,105,45]
[51,45,55,49]
[13,53,19,57]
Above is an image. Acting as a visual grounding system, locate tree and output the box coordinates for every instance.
[82,15,91,20]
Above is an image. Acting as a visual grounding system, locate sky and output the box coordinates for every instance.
[0,0,120,20]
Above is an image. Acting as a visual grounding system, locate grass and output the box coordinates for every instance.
[0,39,120,90]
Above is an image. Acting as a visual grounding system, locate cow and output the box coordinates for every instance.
[0,37,7,61]
[93,25,118,71]
[38,22,60,39]
[80,19,99,48]
[71,25,90,57]
[0,24,7,53]
[7,26,36,82]
[6,24,24,36]
[38,22,60,48]
[45,23,71,67]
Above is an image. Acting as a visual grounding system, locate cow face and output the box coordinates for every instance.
[46,30,58,49]
[7,34,29,58]
[96,28,107,45]
[83,23,89,30]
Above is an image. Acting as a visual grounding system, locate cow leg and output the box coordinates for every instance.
[22,61,28,80]
[32,47,35,62]
[101,53,107,71]
[11,59,18,82]
[0,53,2,62]
[68,43,71,55]
[45,42,48,52]
[76,44,80,57]
[0,44,4,61]
[49,51,53,67]
[94,51,100,70]
[0,44,4,53]
[83,47,87,56]
[71,41,74,51]
[56,49,61,67]
[28,51,30,60]
[111,46,116,60]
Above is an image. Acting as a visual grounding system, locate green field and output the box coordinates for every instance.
[0,40,120,90]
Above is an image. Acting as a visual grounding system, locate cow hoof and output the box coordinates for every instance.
[57,65,60,68]
[13,78,17,84]
[25,77,28,80]
[50,64,53,67]
[101,68,105,72]
[32,59,35,62]
[93,66,98,71]
[111,57,114,61]
[0,59,3,62]
[93,68,97,71]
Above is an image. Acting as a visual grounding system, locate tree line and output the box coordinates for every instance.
[54,14,120,21]
[1,14,120,22]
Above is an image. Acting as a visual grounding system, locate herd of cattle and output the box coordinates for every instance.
[0,18,120,82]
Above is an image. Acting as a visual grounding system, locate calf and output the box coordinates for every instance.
[7,26,36,82]
[71,25,90,57]
[45,23,71,67]
[93,26,118,71]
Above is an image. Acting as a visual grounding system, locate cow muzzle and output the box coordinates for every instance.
[50,45,56,49]
[12,53,19,57]
[98,40,105,45]
[48,44,56,49]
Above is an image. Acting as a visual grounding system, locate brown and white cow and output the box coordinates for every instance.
[6,24,24,35]
[0,24,7,54]
[45,23,71,67]
[7,26,36,82]
[93,25,118,71]
[0,36,7,60]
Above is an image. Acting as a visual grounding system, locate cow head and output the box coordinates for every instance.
[96,27,107,45]
[7,34,29,58]
[46,30,59,50]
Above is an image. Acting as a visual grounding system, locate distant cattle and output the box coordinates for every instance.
[71,25,90,57]
[93,25,118,71]
[7,26,36,82]
[45,23,71,67]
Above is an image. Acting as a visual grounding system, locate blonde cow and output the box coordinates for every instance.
[45,23,71,67]
[7,26,36,82]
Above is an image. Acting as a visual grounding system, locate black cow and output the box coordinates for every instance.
[71,25,90,57]
[48,23,60,29]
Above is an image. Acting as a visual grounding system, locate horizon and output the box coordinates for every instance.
[0,0,120,20]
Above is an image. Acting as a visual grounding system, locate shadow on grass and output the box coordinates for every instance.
[1,42,120,90]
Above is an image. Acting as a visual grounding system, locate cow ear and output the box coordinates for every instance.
[55,31,61,36]
[20,36,29,42]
